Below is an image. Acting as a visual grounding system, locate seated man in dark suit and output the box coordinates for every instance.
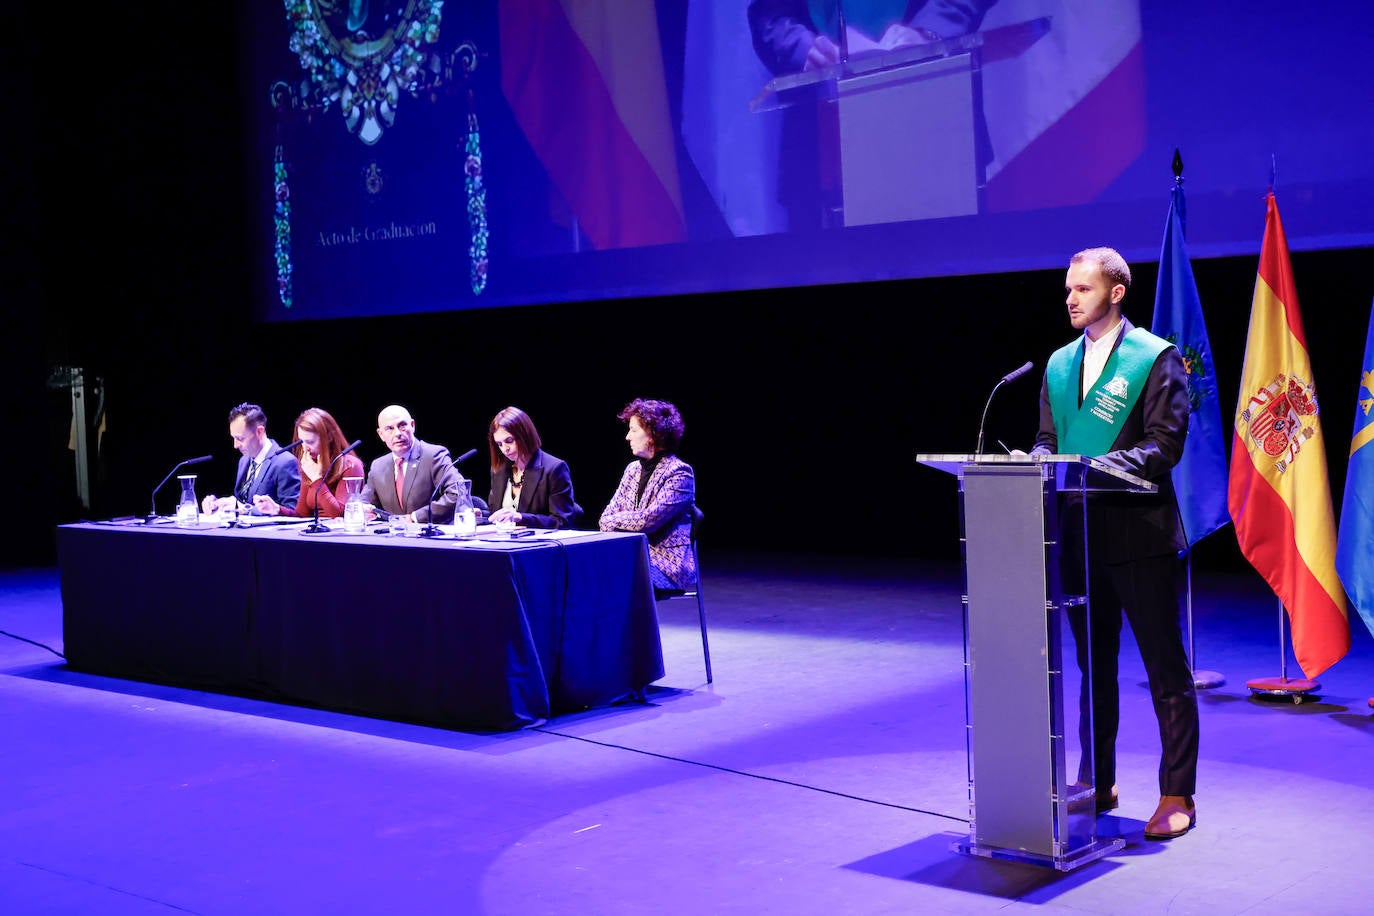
[361,404,464,525]
[202,402,302,516]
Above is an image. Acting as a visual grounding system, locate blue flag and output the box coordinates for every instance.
[1336,299,1374,638]
[1151,179,1230,547]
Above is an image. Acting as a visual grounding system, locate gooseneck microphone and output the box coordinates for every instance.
[976,361,1034,456]
[417,448,478,538]
[417,479,448,538]
[147,455,213,522]
[264,438,304,461]
[301,439,363,535]
[836,0,850,65]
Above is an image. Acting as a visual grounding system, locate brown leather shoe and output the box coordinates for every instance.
[1144,795,1196,840]
[1066,782,1118,815]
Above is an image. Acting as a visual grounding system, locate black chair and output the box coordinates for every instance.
[654,504,712,683]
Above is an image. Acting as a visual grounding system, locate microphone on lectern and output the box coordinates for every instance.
[976,361,1034,456]
[147,455,213,522]
[999,361,1034,386]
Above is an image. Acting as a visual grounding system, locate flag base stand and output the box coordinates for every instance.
[1245,676,1319,704]
[1193,670,1225,689]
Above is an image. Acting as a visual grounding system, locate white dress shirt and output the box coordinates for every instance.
[1081,318,1125,400]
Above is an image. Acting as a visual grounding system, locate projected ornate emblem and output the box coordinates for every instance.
[363,161,385,195]
[284,0,444,145]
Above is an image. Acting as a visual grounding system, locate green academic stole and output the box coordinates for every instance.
[1045,328,1170,457]
[808,0,907,38]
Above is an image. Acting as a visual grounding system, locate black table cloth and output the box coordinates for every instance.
[58,523,664,731]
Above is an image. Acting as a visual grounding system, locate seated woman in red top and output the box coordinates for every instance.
[254,407,365,518]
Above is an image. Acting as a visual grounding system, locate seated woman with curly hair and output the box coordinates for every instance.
[599,398,696,593]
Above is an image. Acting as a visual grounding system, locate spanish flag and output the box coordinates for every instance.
[499,0,687,251]
[1228,191,1350,678]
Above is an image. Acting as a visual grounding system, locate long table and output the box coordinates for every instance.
[57,522,665,732]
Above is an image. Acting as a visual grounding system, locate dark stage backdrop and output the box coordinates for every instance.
[17,3,1374,571]
[32,250,1371,573]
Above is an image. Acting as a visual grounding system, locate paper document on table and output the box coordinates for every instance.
[844,25,884,55]
[234,514,315,527]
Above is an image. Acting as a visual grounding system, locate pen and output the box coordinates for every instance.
[997,439,1013,454]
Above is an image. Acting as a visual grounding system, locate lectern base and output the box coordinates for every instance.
[952,835,1124,873]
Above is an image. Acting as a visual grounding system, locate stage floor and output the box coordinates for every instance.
[2,550,1372,914]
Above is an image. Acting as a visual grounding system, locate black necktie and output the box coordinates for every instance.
[238,459,259,502]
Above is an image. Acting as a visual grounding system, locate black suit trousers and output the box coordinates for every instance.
[1069,550,1199,797]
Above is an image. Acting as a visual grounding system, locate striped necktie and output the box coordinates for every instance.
[238,459,259,502]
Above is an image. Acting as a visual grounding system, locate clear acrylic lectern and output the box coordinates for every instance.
[914,453,1155,871]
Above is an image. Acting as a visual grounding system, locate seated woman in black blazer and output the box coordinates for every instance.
[485,406,579,529]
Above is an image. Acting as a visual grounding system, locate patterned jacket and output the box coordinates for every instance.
[599,454,697,590]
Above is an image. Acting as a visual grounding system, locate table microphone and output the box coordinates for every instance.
[264,438,304,461]
[147,454,213,522]
[301,439,363,535]
[243,439,304,522]
[976,361,1033,456]
[417,448,478,537]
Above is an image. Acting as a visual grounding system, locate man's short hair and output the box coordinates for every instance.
[228,402,267,430]
[1071,247,1131,292]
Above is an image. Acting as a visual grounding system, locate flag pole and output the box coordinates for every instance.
[1184,552,1223,687]
[1278,597,1287,681]
[1155,149,1229,689]
[1245,597,1319,703]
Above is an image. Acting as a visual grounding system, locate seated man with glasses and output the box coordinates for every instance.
[361,404,465,525]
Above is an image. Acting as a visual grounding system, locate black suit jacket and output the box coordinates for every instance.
[486,449,578,529]
[1031,317,1189,566]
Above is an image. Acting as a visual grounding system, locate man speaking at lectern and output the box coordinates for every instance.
[747,1,998,75]
[747,1,998,230]
[1026,247,1199,841]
